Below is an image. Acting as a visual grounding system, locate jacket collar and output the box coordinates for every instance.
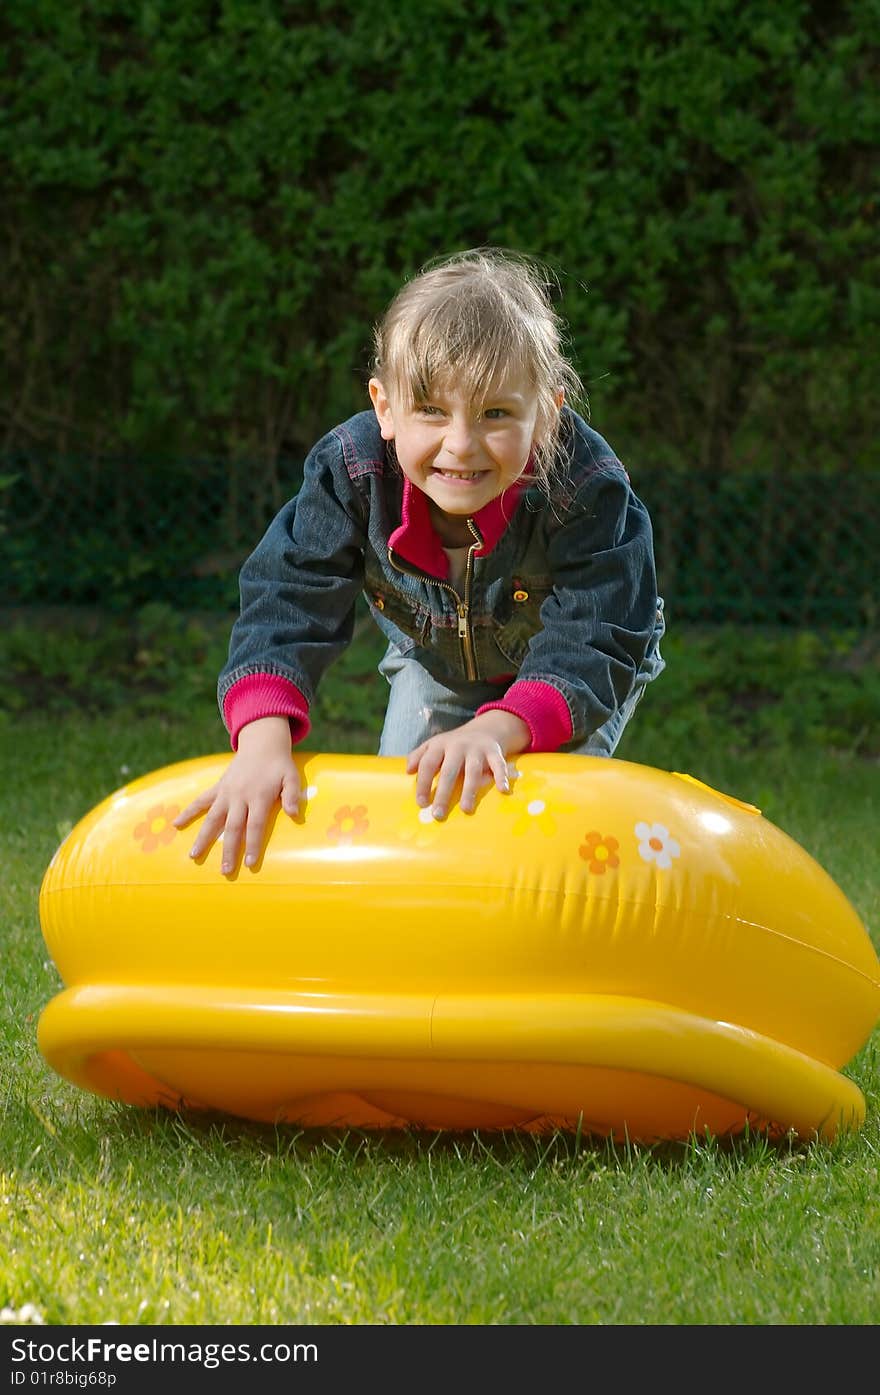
[388,476,528,579]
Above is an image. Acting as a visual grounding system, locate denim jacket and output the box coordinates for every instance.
[218,407,664,751]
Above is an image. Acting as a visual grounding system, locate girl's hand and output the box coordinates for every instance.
[172,717,300,873]
[407,712,530,819]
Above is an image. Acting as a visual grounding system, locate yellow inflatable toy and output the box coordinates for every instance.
[38,753,880,1142]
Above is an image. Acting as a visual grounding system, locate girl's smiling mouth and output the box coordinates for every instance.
[431,468,487,481]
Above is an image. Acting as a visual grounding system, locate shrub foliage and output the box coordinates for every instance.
[1,0,877,614]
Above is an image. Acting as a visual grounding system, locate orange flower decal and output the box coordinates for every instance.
[327,804,369,844]
[134,803,180,853]
[578,830,619,875]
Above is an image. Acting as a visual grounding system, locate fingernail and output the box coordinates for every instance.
[189,848,198,859]
[431,806,445,821]
[221,863,231,874]
[244,855,255,867]
[416,794,429,807]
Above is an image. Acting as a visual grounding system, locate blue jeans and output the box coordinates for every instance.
[377,638,663,757]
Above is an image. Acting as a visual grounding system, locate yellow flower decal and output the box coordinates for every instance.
[578,830,620,875]
[327,804,369,845]
[134,803,180,853]
[500,768,576,836]
[397,805,444,849]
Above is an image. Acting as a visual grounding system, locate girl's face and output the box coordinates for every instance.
[369,372,545,522]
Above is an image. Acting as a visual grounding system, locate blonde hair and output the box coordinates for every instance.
[371,247,585,491]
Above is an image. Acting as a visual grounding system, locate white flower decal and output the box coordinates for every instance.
[635,821,681,870]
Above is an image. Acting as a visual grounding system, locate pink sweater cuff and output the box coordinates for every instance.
[222,674,311,750]
[476,679,573,752]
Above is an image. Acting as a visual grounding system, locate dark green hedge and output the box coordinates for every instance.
[2,0,878,616]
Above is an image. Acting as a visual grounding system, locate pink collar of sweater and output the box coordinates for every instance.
[387,477,528,579]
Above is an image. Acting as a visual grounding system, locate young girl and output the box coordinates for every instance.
[175,248,665,872]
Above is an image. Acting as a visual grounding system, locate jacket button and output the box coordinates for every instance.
[513,588,529,603]
[373,596,385,611]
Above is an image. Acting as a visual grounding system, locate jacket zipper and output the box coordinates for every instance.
[388,518,482,681]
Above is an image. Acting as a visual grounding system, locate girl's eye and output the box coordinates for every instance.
[483,407,508,419]
[417,404,442,416]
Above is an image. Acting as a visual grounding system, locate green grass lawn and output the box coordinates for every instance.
[2,614,879,1325]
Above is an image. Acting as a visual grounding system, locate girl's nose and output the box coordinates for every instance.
[443,415,477,458]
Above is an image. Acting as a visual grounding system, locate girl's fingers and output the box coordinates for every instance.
[218,805,247,873]
[280,771,301,817]
[487,750,512,794]
[414,748,444,808]
[410,738,512,818]
[458,753,488,814]
[242,796,278,868]
[173,786,219,827]
[429,754,465,819]
[405,742,429,775]
[187,805,228,860]
[178,765,301,873]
